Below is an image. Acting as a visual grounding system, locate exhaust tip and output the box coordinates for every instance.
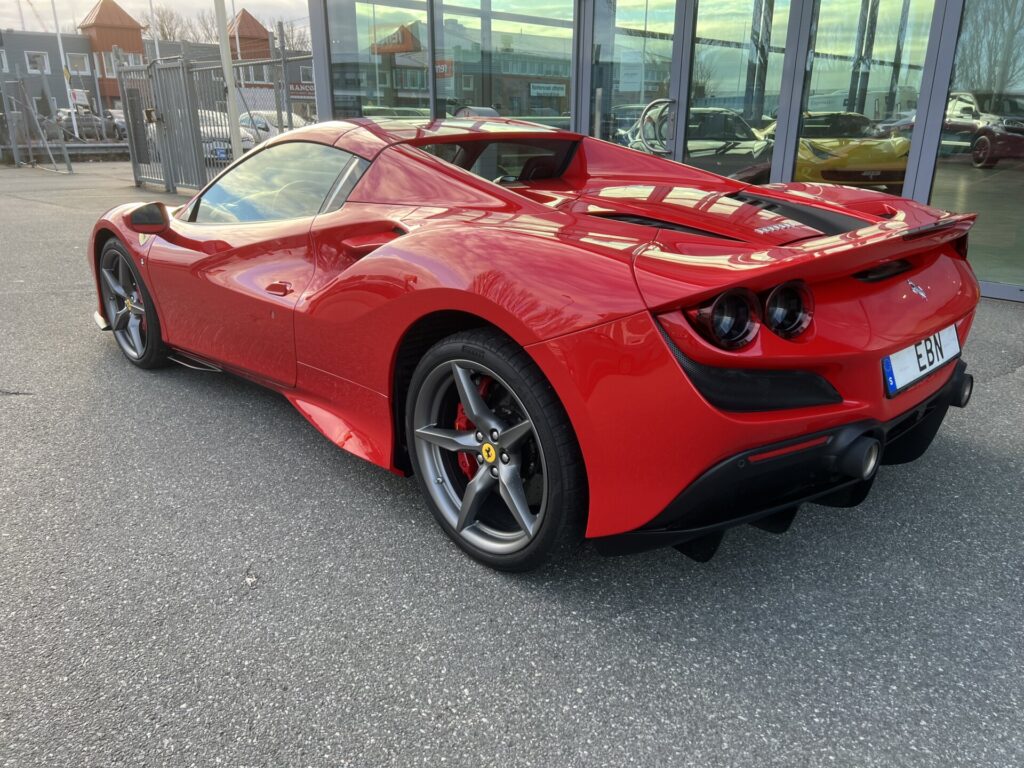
[839,436,882,481]
[953,373,973,408]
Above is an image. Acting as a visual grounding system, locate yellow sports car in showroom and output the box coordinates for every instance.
[763,112,910,194]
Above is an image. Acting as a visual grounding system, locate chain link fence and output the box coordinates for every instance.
[117,51,314,193]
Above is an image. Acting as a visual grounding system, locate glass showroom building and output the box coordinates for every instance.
[307,0,1024,299]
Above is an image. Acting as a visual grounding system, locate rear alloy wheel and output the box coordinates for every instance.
[407,330,585,571]
[972,135,997,168]
[99,239,167,368]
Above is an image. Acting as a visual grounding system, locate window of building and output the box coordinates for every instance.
[128,53,144,67]
[102,51,115,77]
[930,0,1024,290]
[325,1,430,118]
[0,50,7,73]
[794,0,936,194]
[300,65,314,83]
[67,52,91,75]
[25,51,51,75]
[248,64,269,83]
[434,5,574,122]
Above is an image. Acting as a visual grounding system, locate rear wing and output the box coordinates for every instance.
[634,212,975,308]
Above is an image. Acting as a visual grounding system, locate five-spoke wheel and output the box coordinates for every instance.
[99,239,167,368]
[972,135,997,169]
[407,330,585,570]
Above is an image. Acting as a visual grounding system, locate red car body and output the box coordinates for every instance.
[89,118,979,555]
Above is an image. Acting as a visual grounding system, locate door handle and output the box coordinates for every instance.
[265,280,293,296]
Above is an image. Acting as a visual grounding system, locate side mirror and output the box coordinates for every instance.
[126,201,169,235]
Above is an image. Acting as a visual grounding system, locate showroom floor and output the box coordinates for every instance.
[931,155,1024,287]
[1,163,1022,767]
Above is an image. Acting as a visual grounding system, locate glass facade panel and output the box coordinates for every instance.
[326,1,431,118]
[590,0,677,146]
[791,0,935,194]
[433,5,574,125]
[929,0,1024,287]
[685,0,790,181]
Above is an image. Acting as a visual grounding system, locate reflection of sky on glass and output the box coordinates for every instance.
[332,1,938,105]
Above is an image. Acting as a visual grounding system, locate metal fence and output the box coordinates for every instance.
[116,51,313,193]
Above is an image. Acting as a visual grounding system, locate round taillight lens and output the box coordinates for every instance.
[765,281,813,338]
[698,289,760,349]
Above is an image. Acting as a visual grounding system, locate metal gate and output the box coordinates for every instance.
[116,50,313,193]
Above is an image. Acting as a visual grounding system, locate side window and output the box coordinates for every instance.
[193,142,354,224]
[321,156,370,213]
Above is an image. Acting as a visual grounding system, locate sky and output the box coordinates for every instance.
[0,0,309,33]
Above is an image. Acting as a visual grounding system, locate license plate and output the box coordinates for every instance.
[881,324,960,397]
[214,147,228,160]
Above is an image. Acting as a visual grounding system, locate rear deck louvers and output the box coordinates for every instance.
[729,191,871,236]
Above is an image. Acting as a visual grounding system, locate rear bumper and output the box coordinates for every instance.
[593,360,971,556]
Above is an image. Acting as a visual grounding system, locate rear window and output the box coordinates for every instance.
[417,138,577,183]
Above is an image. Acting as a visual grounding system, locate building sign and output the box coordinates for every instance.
[371,24,421,55]
[435,59,454,97]
[530,82,566,98]
[289,82,315,99]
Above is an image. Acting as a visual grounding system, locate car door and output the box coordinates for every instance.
[145,141,357,386]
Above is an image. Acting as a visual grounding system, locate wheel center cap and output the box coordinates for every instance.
[481,443,497,463]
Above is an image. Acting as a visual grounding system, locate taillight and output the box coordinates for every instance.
[686,282,814,349]
[691,289,760,349]
[764,281,813,339]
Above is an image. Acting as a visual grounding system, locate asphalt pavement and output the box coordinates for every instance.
[1,163,1022,767]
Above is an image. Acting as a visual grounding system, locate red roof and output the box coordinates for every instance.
[228,9,269,40]
[79,0,143,30]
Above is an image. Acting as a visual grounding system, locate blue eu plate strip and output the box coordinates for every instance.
[882,357,897,396]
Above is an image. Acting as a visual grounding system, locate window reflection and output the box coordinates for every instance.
[434,7,574,125]
[326,1,431,118]
[590,0,676,144]
[685,0,790,181]
[795,0,936,195]
[930,0,1024,287]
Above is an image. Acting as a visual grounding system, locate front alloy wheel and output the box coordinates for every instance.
[407,330,585,571]
[99,239,167,368]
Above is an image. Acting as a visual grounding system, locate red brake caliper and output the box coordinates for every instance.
[454,376,493,479]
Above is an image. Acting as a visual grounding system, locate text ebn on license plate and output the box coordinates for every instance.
[882,324,961,397]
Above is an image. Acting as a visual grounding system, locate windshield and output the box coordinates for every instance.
[801,113,875,138]
[972,93,1024,115]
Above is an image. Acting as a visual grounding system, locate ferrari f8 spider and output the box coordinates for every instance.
[89,118,979,570]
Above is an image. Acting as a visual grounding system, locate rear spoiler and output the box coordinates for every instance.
[634,212,975,308]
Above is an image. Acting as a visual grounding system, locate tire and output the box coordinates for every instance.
[98,238,168,369]
[972,135,998,168]
[405,328,586,571]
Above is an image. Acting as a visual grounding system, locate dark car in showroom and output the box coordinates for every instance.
[879,92,1024,168]
[620,105,773,181]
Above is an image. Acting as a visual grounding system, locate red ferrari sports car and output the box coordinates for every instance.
[89,118,979,570]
